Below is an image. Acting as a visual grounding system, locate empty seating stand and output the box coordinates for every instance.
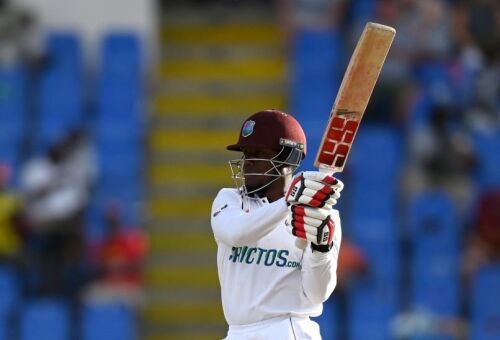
[92,32,145,231]
[82,302,136,340]
[471,265,500,340]
[0,266,19,340]
[20,299,70,340]
[407,190,461,335]
[38,32,84,150]
[0,65,27,183]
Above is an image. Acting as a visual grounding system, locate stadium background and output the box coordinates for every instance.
[0,0,499,339]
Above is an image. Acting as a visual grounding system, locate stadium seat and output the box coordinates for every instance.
[46,32,82,76]
[407,190,459,250]
[349,184,398,222]
[0,266,19,316]
[82,302,137,340]
[100,32,141,84]
[0,266,19,340]
[350,0,376,25]
[348,278,398,340]
[471,265,500,340]
[411,251,460,317]
[0,66,27,139]
[20,299,70,340]
[291,29,344,171]
[348,125,402,179]
[472,132,500,188]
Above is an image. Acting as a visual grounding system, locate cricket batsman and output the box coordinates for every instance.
[211,109,344,339]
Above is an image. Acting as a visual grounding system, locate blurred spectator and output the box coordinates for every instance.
[391,309,468,339]
[84,202,147,308]
[336,238,368,291]
[452,0,500,132]
[0,0,45,68]
[404,105,477,211]
[0,162,23,263]
[277,0,346,32]
[19,130,96,296]
[462,189,500,287]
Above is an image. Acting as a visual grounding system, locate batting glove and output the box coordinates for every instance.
[286,205,335,248]
[285,171,343,209]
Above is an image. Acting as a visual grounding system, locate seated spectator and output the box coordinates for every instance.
[0,162,23,263]
[84,202,147,307]
[18,131,95,296]
[404,104,477,211]
[336,237,368,291]
[462,189,500,287]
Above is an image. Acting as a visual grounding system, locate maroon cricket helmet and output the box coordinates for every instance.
[227,109,307,157]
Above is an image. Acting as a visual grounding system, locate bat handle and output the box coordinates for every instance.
[295,167,336,250]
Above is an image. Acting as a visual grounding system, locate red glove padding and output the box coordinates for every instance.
[286,205,335,246]
[285,171,343,208]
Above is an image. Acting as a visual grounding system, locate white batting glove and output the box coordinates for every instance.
[286,205,335,247]
[285,171,343,209]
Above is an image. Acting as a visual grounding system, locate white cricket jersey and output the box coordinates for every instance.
[211,188,342,326]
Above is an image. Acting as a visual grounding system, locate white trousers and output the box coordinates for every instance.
[224,316,321,340]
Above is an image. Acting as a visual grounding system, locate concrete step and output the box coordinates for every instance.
[147,217,214,233]
[156,78,285,97]
[149,162,231,186]
[148,230,216,253]
[159,58,285,81]
[162,3,274,25]
[146,329,225,340]
[146,264,218,289]
[144,300,224,324]
[161,23,281,46]
[153,93,286,116]
[149,128,236,152]
[148,149,232,165]
[162,43,282,62]
[147,196,213,219]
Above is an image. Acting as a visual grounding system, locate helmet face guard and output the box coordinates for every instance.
[228,144,304,199]
[227,110,307,203]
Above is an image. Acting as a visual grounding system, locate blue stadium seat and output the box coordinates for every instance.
[408,91,433,127]
[349,184,398,222]
[46,32,82,76]
[348,126,402,179]
[0,266,19,340]
[411,251,460,317]
[350,0,376,25]
[0,66,26,140]
[95,116,144,142]
[82,302,137,340]
[0,143,20,178]
[407,190,459,250]
[97,86,142,117]
[20,299,70,340]
[100,33,141,83]
[348,278,398,340]
[0,266,19,316]
[473,132,500,188]
[291,29,344,171]
[471,265,500,340]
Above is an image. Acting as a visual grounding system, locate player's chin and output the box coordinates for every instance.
[244,175,274,193]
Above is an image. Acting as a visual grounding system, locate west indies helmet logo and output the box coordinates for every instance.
[242,120,255,137]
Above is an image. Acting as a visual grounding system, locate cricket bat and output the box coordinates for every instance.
[297,22,396,249]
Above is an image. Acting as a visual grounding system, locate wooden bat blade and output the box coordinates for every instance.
[315,22,396,172]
